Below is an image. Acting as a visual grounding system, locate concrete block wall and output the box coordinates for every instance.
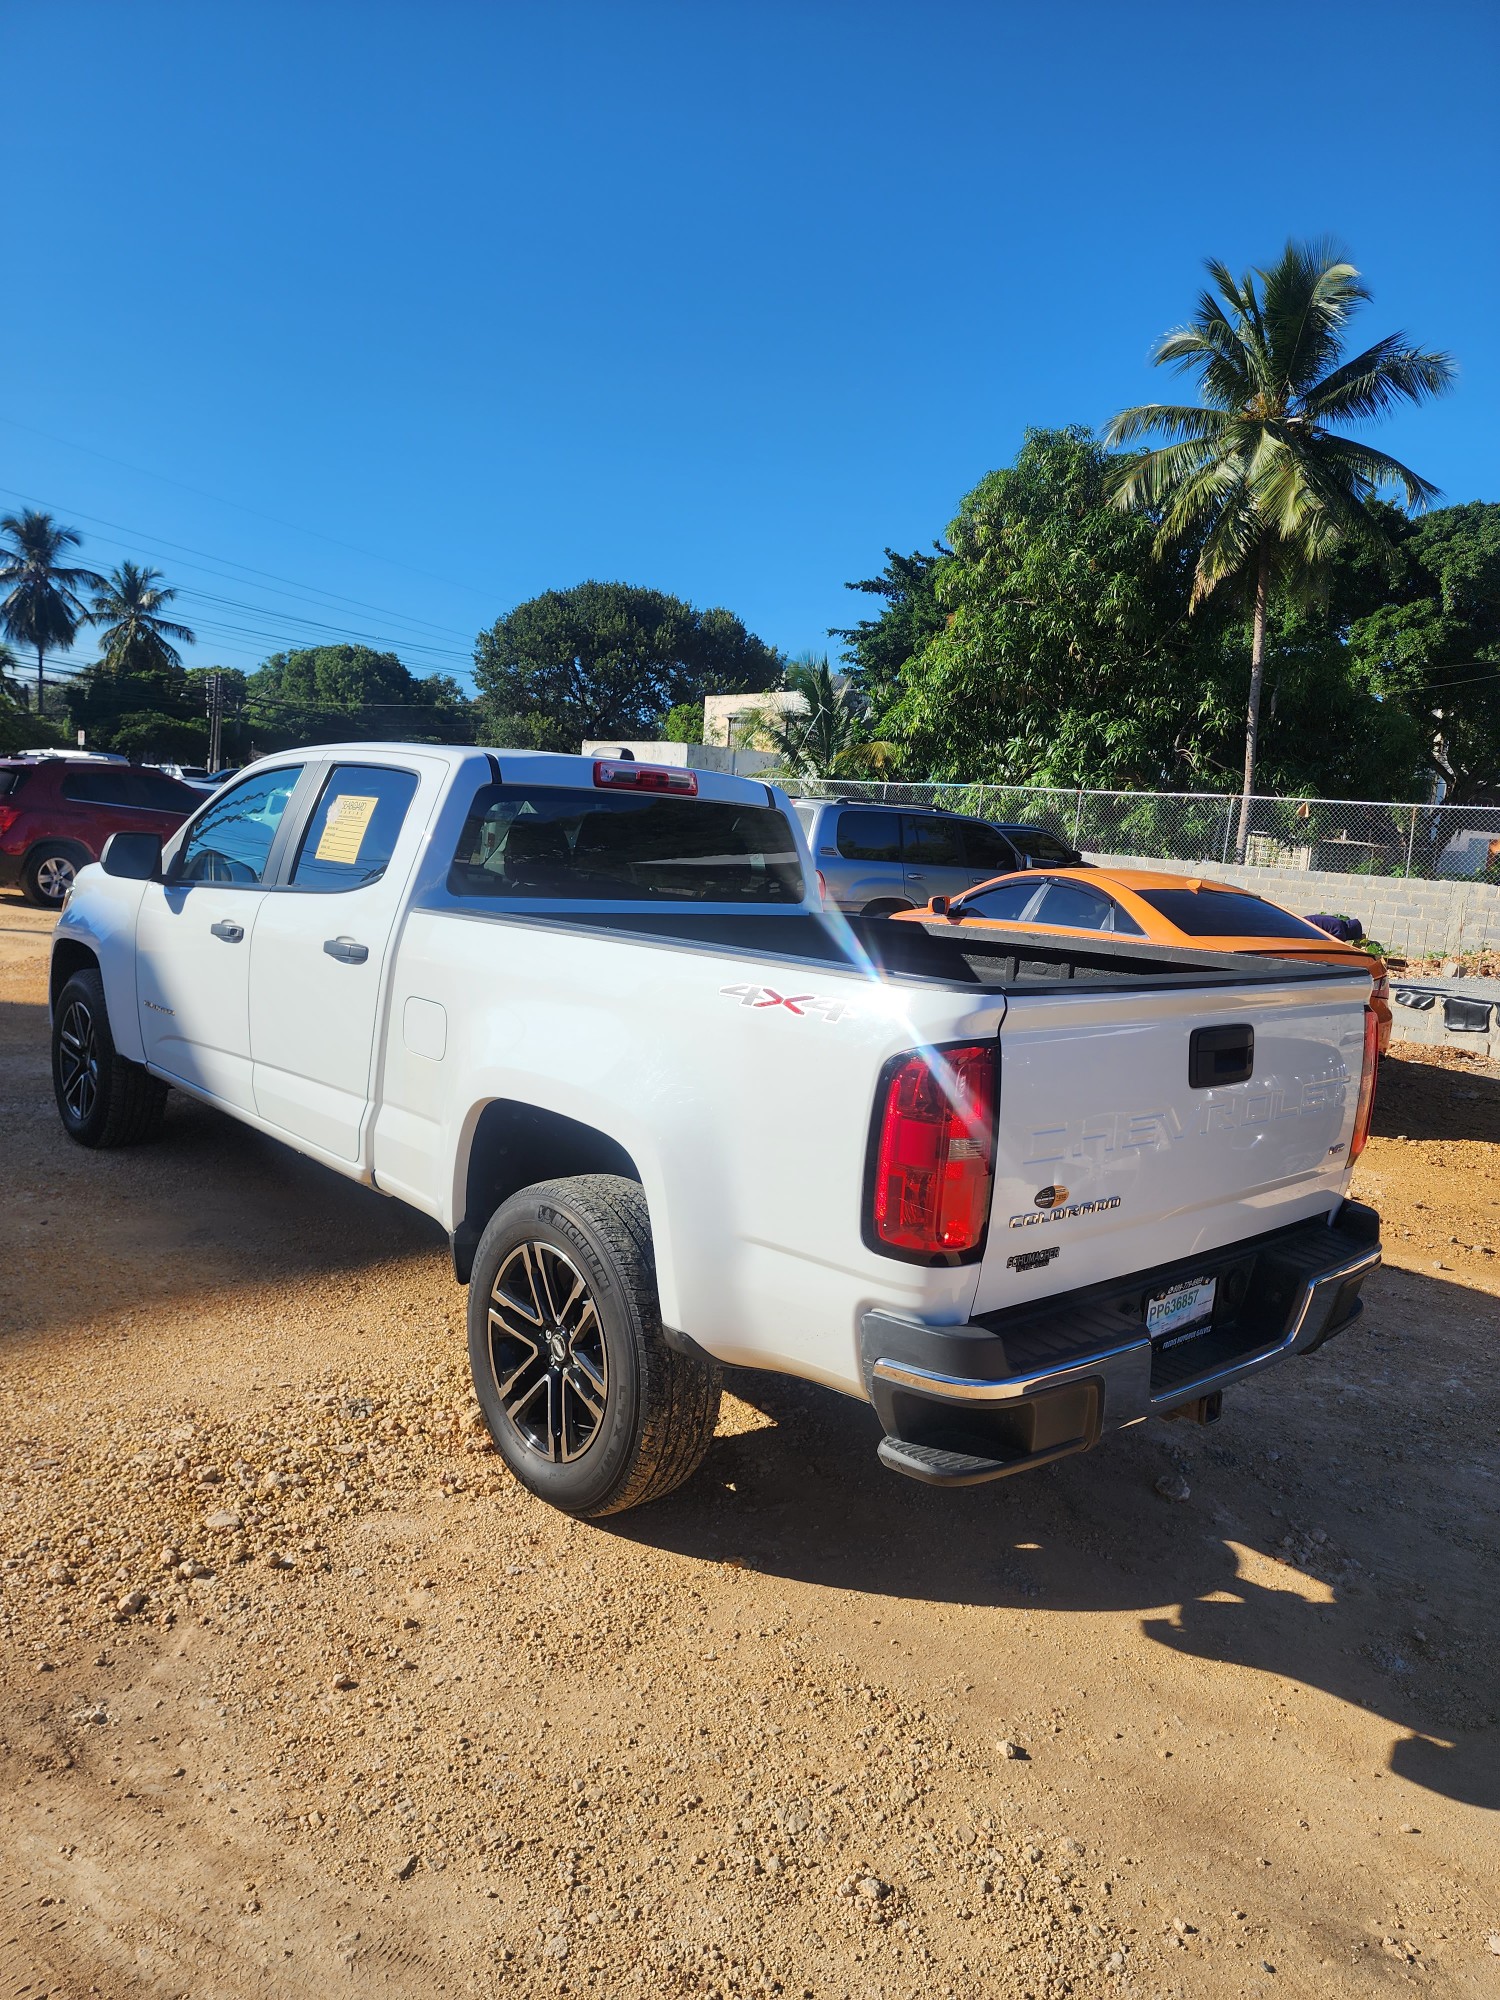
[1087,851,1500,960]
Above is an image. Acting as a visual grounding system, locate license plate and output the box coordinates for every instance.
[1147,1277,1217,1341]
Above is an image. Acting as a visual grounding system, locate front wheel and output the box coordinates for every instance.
[467,1175,722,1517]
[52,969,168,1147]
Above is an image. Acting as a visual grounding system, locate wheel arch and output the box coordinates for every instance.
[451,1099,644,1284]
[50,938,102,1014]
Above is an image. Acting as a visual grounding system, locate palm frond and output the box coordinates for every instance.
[1103,403,1233,448]
[1258,238,1365,393]
[1306,434,1442,510]
[1301,337,1456,422]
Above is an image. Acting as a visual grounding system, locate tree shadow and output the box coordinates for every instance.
[1374,1049,1500,1143]
[604,1267,1500,1813]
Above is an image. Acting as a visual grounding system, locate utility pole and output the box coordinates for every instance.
[206,670,223,773]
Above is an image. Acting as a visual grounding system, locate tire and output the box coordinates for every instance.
[23,842,90,909]
[860,898,914,919]
[51,969,168,1148]
[467,1174,722,1518]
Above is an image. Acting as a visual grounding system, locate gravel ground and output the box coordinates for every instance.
[2,894,1498,1998]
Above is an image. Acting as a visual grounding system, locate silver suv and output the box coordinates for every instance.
[791,799,1085,916]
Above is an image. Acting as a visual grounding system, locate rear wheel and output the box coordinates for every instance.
[467,1174,722,1517]
[23,842,89,908]
[51,969,168,1147]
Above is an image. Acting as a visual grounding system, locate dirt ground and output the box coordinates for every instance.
[2,892,1497,2000]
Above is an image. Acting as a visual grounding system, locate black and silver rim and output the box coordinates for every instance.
[486,1241,608,1462]
[57,998,100,1124]
[36,854,76,902]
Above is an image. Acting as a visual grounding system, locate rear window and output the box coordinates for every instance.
[448,785,805,904]
[0,768,31,799]
[1136,888,1329,939]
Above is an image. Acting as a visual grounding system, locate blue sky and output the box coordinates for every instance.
[5,0,1497,692]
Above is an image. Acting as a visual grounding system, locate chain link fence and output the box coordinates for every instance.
[791,780,1500,885]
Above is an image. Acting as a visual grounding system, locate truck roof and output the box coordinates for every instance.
[242,743,783,806]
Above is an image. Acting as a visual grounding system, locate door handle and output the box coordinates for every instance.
[323,937,369,964]
[210,920,244,943]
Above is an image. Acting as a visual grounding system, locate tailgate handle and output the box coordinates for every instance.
[1189,1023,1254,1088]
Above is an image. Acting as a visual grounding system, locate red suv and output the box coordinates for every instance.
[0,757,202,908]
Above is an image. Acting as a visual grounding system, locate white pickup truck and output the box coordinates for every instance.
[49,744,1382,1517]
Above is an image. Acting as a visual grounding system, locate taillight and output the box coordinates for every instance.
[593,759,697,794]
[871,1043,995,1256]
[1350,1006,1378,1161]
[0,805,18,836]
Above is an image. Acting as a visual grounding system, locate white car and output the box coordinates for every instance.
[49,745,1382,1516]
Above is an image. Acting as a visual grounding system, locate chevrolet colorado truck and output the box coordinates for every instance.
[48,744,1382,1517]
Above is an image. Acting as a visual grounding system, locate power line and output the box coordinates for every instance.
[0,412,497,601]
[0,481,481,648]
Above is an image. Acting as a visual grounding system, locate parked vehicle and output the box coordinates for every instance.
[894,866,1393,1054]
[50,746,1380,1517]
[153,762,241,794]
[0,756,202,908]
[791,797,1084,916]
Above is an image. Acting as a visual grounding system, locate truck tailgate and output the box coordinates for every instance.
[970,970,1368,1316]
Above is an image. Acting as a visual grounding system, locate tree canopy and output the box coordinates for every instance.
[1348,501,1500,804]
[245,644,470,749]
[473,581,782,751]
[879,427,1421,798]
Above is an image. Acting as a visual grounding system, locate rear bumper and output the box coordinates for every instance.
[860,1201,1381,1486]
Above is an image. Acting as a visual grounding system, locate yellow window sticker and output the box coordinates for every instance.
[315,793,379,865]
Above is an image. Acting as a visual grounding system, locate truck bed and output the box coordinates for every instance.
[430,904,1373,993]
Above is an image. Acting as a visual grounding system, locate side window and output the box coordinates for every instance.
[134,770,201,812]
[289,765,420,892]
[176,768,303,885]
[903,814,965,866]
[835,809,901,863]
[1031,881,1139,933]
[964,879,1043,922]
[963,821,1019,875]
[1010,828,1080,866]
[61,766,134,807]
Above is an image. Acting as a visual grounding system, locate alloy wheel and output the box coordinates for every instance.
[486,1241,609,1462]
[57,999,99,1124]
[36,855,77,902]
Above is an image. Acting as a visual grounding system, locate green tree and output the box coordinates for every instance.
[831,545,949,715]
[0,510,105,709]
[1348,501,1500,804]
[473,582,782,751]
[88,562,196,674]
[759,654,900,782]
[1105,239,1453,856]
[245,644,472,749]
[661,700,704,743]
[886,428,1232,786]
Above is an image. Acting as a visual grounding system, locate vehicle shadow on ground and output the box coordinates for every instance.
[1374,1050,1500,1143]
[0,998,449,1342]
[607,1270,1500,1813]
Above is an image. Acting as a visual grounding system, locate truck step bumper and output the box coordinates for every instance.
[863,1202,1381,1487]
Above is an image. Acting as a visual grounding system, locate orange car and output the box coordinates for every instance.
[893,867,1392,1053]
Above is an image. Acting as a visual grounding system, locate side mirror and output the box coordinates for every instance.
[100,831,163,881]
[929,895,950,917]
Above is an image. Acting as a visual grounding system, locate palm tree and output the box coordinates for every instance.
[0,511,105,710]
[762,654,900,781]
[1104,240,1454,858]
[88,561,196,674]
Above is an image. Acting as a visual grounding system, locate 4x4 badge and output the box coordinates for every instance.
[719,984,852,1023]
